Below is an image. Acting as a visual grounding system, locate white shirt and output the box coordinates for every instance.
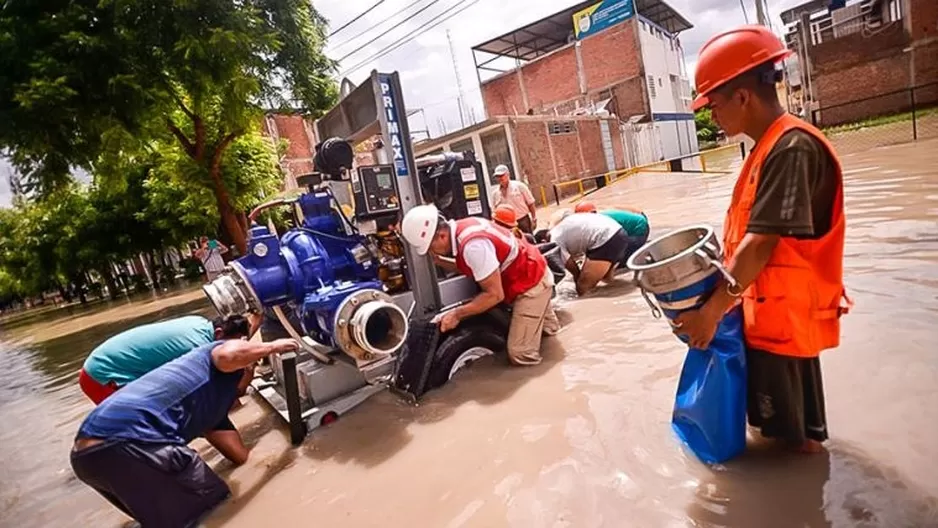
[550,213,622,263]
[491,180,535,220]
[202,248,226,273]
[448,220,501,281]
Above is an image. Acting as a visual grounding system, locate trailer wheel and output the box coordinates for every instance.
[427,325,506,390]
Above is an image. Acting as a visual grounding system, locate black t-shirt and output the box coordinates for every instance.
[747,129,838,239]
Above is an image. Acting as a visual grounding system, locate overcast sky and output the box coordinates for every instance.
[0,0,806,207]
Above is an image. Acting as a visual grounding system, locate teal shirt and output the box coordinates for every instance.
[601,209,649,237]
[82,315,216,386]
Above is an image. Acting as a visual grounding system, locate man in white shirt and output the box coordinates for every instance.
[400,205,560,366]
[491,165,538,234]
[547,209,629,296]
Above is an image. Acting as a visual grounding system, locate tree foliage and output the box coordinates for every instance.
[0,0,337,251]
[695,107,720,142]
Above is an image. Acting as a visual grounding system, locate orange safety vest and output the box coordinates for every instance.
[453,218,547,304]
[723,113,850,358]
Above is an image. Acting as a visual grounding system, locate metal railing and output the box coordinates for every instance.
[810,82,938,153]
[547,143,746,206]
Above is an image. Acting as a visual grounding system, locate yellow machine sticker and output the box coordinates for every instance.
[464,183,480,199]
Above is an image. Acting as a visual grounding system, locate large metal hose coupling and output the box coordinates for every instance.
[333,289,409,363]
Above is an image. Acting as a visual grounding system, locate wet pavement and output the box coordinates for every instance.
[2,139,937,527]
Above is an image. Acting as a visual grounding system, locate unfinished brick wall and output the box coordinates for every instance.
[580,20,642,88]
[522,49,582,111]
[577,120,610,176]
[479,18,647,119]
[511,121,556,193]
[810,23,911,125]
[809,0,938,126]
[481,73,526,117]
[909,0,938,41]
[262,114,317,187]
[510,117,626,202]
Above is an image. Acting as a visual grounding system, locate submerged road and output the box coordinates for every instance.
[1,139,937,527]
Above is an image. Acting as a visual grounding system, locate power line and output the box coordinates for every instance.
[339,0,483,77]
[328,0,387,38]
[330,0,426,50]
[337,0,447,63]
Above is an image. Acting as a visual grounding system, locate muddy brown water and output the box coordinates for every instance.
[2,141,938,527]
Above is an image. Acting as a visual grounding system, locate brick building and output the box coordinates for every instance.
[783,0,938,126]
[261,113,318,190]
[470,0,697,165]
[414,115,626,205]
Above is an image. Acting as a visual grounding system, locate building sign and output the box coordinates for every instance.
[377,73,410,178]
[573,0,635,40]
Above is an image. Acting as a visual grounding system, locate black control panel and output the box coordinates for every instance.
[419,158,491,221]
[353,165,400,218]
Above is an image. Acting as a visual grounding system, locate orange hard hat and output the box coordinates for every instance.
[574,201,597,213]
[493,204,517,227]
[692,25,793,111]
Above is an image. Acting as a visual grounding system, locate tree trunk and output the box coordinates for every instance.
[212,177,248,255]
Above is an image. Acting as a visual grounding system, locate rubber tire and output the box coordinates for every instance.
[426,323,507,391]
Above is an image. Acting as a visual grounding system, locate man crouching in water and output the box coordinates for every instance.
[71,336,300,527]
[400,204,560,365]
[674,25,850,454]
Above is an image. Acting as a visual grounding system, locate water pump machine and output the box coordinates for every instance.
[201,71,517,443]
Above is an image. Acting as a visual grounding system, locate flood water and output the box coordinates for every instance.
[2,140,938,528]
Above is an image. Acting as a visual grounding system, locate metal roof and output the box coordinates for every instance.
[471,0,693,70]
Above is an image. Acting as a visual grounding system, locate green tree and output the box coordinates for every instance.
[695,107,720,142]
[0,0,337,252]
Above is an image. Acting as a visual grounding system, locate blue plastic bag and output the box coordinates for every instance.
[665,306,747,464]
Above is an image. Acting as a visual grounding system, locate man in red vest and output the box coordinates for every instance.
[673,25,849,454]
[400,205,560,366]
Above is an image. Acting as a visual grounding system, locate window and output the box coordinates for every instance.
[887,0,901,21]
[641,21,647,31]
[647,75,657,99]
[548,121,575,135]
[658,78,663,87]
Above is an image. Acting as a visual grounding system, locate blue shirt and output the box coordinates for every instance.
[82,315,216,386]
[77,342,243,444]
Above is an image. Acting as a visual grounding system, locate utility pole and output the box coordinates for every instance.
[755,0,767,26]
[446,29,466,129]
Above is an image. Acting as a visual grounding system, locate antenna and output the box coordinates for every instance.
[446,29,466,129]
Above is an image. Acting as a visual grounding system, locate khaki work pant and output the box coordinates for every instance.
[508,268,561,366]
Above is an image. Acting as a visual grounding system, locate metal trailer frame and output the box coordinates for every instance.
[253,71,492,445]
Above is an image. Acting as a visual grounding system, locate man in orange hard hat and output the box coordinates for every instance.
[673,25,850,454]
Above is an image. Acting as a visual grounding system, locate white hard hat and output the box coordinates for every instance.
[400,204,441,255]
[494,164,510,176]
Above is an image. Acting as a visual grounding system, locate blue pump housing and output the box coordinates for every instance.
[232,191,383,348]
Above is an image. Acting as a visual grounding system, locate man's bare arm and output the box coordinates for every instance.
[701,232,780,318]
[212,339,298,373]
[452,271,505,320]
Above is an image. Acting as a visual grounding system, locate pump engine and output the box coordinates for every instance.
[203,138,491,370]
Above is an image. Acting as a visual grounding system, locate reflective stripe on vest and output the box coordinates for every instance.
[453,217,547,304]
[456,221,520,272]
[723,113,849,358]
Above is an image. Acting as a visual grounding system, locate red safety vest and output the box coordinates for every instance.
[724,113,850,358]
[453,218,547,304]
